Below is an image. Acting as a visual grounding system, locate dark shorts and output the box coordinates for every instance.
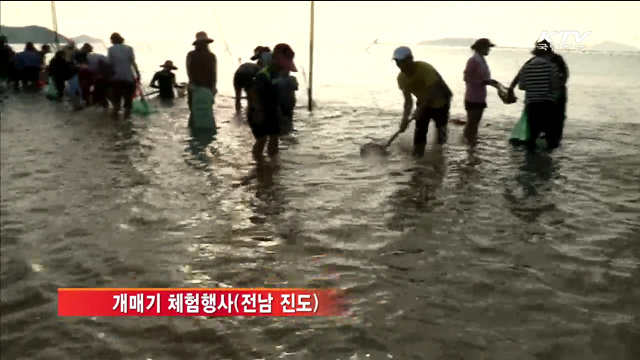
[247,107,280,139]
[414,103,450,146]
[464,101,487,111]
[93,79,109,106]
[526,100,563,150]
[19,67,40,83]
[110,80,136,110]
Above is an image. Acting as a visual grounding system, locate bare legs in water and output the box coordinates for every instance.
[464,107,485,146]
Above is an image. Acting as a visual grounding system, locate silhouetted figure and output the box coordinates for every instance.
[250,43,298,162]
[233,46,271,114]
[12,42,42,90]
[107,32,141,119]
[186,31,217,129]
[87,51,112,108]
[0,35,15,87]
[48,50,76,101]
[150,60,183,100]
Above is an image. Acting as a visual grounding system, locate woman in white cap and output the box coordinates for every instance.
[463,38,498,144]
[392,46,452,157]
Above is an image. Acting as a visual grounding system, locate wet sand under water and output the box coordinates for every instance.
[1,92,640,360]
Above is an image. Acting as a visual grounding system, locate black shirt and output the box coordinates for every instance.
[233,62,261,92]
[550,53,569,86]
[186,48,217,89]
[254,67,281,121]
[151,70,176,99]
[0,45,14,77]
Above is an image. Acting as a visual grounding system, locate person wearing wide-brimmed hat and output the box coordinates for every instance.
[463,38,499,144]
[186,31,217,129]
[150,60,183,100]
[107,32,141,119]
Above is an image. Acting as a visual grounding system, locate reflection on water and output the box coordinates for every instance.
[185,128,218,166]
[503,149,562,224]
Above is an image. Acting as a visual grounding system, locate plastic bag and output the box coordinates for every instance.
[44,77,58,100]
[190,86,216,132]
[509,107,529,145]
[131,82,153,116]
[509,106,548,148]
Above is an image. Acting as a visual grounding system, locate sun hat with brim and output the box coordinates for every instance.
[250,46,271,60]
[273,43,298,72]
[471,38,495,50]
[192,31,214,45]
[160,60,177,70]
[392,46,413,61]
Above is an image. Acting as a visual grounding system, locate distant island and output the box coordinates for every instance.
[0,25,75,44]
[587,41,640,52]
[418,38,476,47]
[418,37,640,53]
[71,34,102,44]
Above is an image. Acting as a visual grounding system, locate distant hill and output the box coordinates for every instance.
[588,41,640,52]
[0,25,71,44]
[72,34,102,44]
[418,38,476,47]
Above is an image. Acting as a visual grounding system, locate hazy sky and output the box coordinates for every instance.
[2,1,639,48]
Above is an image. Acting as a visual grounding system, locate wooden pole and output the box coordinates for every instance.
[308,1,315,112]
[51,1,60,50]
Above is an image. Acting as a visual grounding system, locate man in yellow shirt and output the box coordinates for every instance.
[393,46,452,156]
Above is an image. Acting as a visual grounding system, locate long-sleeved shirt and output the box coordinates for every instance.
[1,45,15,77]
[233,62,261,92]
[518,56,562,103]
[48,56,76,82]
[186,48,217,90]
[87,53,108,72]
[108,44,137,82]
[463,52,491,103]
[12,51,41,70]
[254,67,281,122]
[550,53,569,88]
[274,75,298,112]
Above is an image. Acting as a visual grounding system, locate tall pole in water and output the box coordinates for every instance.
[308,1,315,112]
[51,1,60,50]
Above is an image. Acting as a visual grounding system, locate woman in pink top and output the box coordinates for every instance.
[463,38,498,144]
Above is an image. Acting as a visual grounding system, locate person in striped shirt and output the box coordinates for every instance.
[515,40,564,150]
